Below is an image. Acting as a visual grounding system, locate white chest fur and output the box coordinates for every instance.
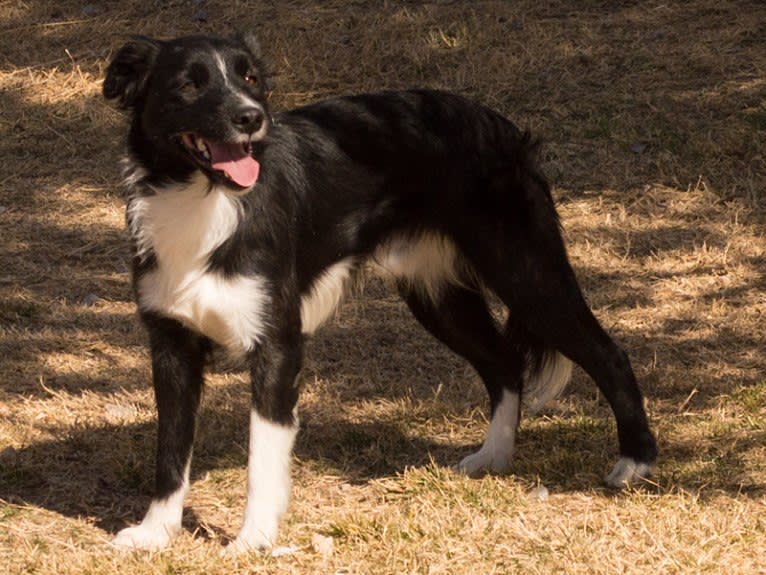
[129,175,269,353]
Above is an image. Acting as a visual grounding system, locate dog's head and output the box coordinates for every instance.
[104,34,272,191]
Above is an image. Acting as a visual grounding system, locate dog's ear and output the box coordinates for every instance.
[103,36,161,109]
[237,32,275,92]
[239,32,263,60]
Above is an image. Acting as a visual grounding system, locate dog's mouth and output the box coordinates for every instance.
[180,133,260,189]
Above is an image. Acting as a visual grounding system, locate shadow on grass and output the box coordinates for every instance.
[2,381,764,539]
[2,0,766,549]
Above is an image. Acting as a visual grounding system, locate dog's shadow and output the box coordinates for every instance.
[4,283,765,537]
[0,390,595,536]
[0,410,459,537]
[3,387,765,541]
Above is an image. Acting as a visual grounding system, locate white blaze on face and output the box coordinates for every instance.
[214,51,231,87]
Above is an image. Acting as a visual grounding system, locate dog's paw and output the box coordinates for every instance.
[222,521,277,556]
[605,457,654,488]
[454,448,511,478]
[112,523,177,551]
[222,533,273,556]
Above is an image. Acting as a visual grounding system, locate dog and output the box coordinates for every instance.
[103,33,657,552]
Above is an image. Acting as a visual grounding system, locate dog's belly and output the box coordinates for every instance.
[298,232,468,335]
[138,268,269,354]
[373,232,466,302]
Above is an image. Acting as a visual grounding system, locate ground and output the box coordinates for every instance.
[1,1,765,574]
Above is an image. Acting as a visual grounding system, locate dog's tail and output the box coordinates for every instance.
[522,348,573,414]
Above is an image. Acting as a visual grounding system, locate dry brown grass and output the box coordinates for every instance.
[1,1,765,573]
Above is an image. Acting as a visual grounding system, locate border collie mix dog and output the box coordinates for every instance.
[103,34,657,551]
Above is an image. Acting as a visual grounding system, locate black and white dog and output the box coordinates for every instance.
[103,34,656,552]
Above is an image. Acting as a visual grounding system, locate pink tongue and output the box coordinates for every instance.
[208,141,260,187]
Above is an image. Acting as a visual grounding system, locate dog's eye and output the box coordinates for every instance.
[245,74,259,88]
[178,80,197,94]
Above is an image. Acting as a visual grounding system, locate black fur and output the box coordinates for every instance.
[104,34,657,548]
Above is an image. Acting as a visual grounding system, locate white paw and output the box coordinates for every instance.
[455,448,512,478]
[112,522,177,551]
[455,391,518,478]
[222,522,276,556]
[605,457,654,488]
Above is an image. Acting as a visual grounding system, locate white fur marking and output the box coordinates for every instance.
[300,259,354,334]
[605,457,654,488]
[213,50,266,133]
[522,352,573,414]
[128,173,240,263]
[214,51,230,87]
[229,410,298,552]
[112,462,191,551]
[140,271,268,352]
[375,232,463,303]
[121,155,147,189]
[456,390,519,477]
[130,174,269,353]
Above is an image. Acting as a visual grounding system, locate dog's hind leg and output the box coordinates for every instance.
[398,281,525,476]
[517,285,656,487]
[113,315,208,550]
[456,187,657,487]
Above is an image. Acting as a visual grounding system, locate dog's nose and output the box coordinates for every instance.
[232,106,264,134]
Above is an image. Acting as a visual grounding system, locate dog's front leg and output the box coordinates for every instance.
[113,314,208,550]
[229,324,303,553]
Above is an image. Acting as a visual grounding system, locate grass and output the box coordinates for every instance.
[1,1,765,573]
